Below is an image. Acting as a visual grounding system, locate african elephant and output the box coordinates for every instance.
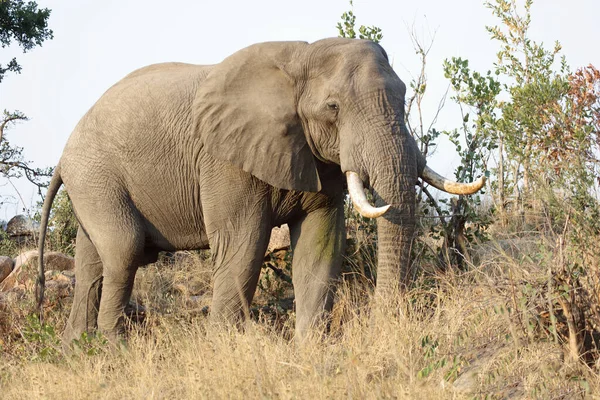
[37,38,484,343]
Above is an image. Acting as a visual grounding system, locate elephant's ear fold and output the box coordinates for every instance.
[192,42,321,192]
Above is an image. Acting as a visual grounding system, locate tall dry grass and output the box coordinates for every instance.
[2,201,600,398]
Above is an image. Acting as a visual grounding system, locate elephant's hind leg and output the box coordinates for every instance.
[94,226,144,342]
[63,227,103,344]
[75,196,146,343]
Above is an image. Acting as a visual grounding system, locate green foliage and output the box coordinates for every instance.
[435,0,599,264]
[0,0,53,82]
[21,314,60,361]
[70,332,108,356]
[0,226,17,256]
[430,57,502,264]
[336,1,382,43]
[475,0,599,202]
[0,1,54,202]
[443,0,600,366]
[34,189,78,255]
[417,335,464,382]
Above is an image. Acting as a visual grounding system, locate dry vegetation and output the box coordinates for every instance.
[1,1,598,398]
[1,194,600,399]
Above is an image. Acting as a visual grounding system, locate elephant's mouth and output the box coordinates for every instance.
[346,168,486,219]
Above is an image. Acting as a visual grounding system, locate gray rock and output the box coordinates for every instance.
[267,224,290,253]
[5,215,38,244]
[0,256,13,284]
[13,250,74,271]
[0,250,74,291]
[43,252,75,271]
[12,249,38,270]
[0,259,26,291]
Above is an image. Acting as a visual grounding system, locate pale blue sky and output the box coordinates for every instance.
[1,0,598,219]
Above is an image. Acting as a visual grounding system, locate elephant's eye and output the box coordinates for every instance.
[327,102,339,112]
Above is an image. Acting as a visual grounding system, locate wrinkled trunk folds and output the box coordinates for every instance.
[371,171,416,295]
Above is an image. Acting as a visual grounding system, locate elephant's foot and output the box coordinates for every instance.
[64,227,104,346]
[209,273,260,328]
[63,275,103,345]
[96,269,137,344]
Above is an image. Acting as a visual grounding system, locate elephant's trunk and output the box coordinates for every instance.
[343,115,419,294]
[346,169,415,291]
[373,186,417,294]
[346,143,485,295]
[343,85,485,294]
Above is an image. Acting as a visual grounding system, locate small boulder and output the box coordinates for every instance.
[44,252,75,271]
[267,224,290,253]
[13,250,74,271]
[5,215,38,245]
[0,258,28,292]
[0,250,74,291]
[0,256,13,284]
[13,249,38,270]
[40,271,75,299]
[45,279,72,297]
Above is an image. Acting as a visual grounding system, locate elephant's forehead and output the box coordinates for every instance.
[312,58,403,100]
[306,41,397,83]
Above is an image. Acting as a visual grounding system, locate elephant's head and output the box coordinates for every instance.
[193,38,483,294]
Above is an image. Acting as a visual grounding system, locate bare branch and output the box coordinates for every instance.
[0,111,28,144]
[420,183,448,227]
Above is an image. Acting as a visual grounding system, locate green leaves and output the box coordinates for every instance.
[0,0,53,82]
[442,0,600,222]
[33,189,78,255]
[0,1,54,205]
[336,2,383,44]
[22,314,61,361]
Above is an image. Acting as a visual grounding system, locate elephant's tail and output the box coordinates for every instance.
[36,163,63,319]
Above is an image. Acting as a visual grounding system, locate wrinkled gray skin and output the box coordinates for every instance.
[38,38,428,343]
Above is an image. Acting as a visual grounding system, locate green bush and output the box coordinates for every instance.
[34,189,78,256]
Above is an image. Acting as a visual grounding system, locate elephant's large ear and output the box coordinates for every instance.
[192,41,321,192]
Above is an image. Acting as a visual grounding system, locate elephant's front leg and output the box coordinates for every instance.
[201,164,272,326]
[290,201,345,340]
[208,218,271,325]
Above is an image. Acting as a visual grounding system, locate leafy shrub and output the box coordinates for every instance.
[34,189,78,256]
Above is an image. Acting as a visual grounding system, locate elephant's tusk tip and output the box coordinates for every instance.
[421,166,487,195]
[474,176,486,190]
[346,171,391,218]
[355,203,390,219]
[374,204,391,218]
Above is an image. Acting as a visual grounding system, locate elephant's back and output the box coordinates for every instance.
[63,62,211,156]
[122,62,212,81]
[60,62,211,250]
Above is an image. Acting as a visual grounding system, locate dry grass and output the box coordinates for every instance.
[1,226,599,399]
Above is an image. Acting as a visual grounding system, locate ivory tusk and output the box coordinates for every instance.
[421,165,486,195]
[346,171,391,218]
